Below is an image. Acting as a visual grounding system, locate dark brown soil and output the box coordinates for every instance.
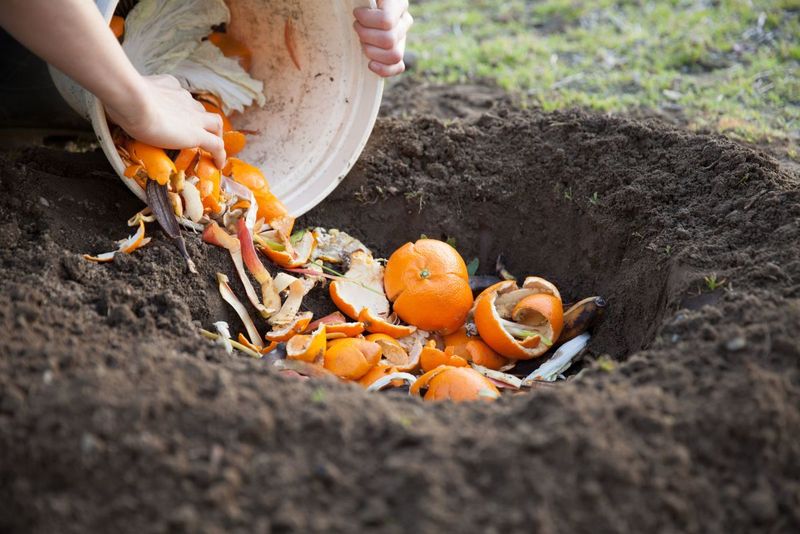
[1,83,799,533]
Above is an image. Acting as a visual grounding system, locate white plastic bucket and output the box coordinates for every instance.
[49,0,384,217]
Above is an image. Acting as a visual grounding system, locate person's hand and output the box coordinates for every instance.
[105,74,226,167]
[353,0,413,77]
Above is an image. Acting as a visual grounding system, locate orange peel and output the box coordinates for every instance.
[330,250,390,318]
[464,339,510,371]
[286,325,327,363]
[473,278,564,360]
[259,229,316,269]
[323,338,382,380]
[83,220,151,263]
[410,366,500,402]
[373,338,420,372]
[419,341,468,373]
[265,311,313,342]
[126,140,176,186]
[358,308,416,338]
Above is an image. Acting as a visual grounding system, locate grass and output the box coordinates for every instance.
[407,0,800,149]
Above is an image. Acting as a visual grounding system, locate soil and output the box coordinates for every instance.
[1,81,799,534]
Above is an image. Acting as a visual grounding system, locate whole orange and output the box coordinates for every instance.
[383,239,473,334]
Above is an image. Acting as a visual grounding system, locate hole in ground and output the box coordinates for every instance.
[299,112,681,366]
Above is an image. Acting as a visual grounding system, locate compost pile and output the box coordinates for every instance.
[1,89,799,531]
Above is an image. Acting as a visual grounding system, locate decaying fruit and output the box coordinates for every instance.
[323,338,382,380]
[559,296,607,343]
[473,277,564,359]
[410,366,500,402]
[419,341,468,373]
[384,239,473,334]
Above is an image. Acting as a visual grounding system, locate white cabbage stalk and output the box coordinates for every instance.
[122,0,264,114]
[172,42,266,114]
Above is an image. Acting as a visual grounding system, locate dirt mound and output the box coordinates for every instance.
[1,97,799,533]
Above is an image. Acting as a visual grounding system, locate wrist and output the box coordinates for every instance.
[104,70,153,132]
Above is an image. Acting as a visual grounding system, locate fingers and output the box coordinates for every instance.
[369,59,405,77]
[199,131,226,169]
[353,6,412,48]
[361,42,404,65]
[203,112,224,137]
[353,0,408,30]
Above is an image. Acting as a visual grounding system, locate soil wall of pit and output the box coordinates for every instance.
[0,95,799,533]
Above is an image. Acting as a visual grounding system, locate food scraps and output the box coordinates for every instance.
[89,1,607,403]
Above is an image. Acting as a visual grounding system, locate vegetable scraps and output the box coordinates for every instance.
[87,2,608,404]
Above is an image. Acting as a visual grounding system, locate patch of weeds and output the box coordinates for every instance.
[704,274,726,291]
[588,191,600,205]
[563,186,573,201]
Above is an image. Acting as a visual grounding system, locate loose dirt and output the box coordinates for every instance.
[1,83,799,533]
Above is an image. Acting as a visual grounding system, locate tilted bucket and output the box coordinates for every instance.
[49,0,384,217]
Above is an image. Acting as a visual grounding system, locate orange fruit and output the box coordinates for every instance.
[323,338,382,380]
[442,326,473,359]
[464,340,509,370]
[208,31,253,71]
[473,278,563,360]
[419,341,468,373]
[410,366,500,402]
[383,239,473,334]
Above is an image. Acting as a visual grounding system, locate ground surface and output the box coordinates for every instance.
[1,82,799,532]
[407,0,799,150]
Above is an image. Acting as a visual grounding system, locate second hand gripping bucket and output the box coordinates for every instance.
[49,0,384,218]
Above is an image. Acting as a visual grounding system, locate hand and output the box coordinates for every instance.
[353,0,413,77]
[105,74,226,168]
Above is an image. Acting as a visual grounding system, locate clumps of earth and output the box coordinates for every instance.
[1,86,799,532]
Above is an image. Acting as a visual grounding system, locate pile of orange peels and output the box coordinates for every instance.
[86,13,606,403]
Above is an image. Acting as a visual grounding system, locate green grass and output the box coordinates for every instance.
[407,0,800,146]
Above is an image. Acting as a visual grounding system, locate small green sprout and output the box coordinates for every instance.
[704,274,726,291]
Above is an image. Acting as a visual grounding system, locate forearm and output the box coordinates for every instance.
[0,0,146,120]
